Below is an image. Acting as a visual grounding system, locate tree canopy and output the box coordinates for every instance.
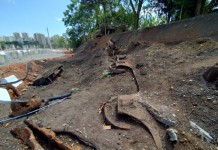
[63,0,218,48]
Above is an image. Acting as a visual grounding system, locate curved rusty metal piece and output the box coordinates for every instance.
[24,120,74,150]
[103,97,131,130]
[117,93,163,150]
[106,54,163,149]
[110,55,140,92]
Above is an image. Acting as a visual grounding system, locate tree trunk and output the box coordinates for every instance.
[135,13,139,29]
[195,0,206,15]
[167,12,171,23]
[129,0,144,29]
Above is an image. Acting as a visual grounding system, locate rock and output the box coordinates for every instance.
[203,65,218,82]
[142,103,177,127]
[166,128,178,143]
[207,96,213,100]
[140,68,147,76]
[136,63,144,69]
[190,121,213,143]
[212,100,218,105]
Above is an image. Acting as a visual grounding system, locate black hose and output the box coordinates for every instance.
[41,92,72,101]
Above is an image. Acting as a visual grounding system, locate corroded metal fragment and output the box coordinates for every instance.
[25,120,74,150]
[12,127,44,150]
[117,93,163,150]
[103,97,131,129]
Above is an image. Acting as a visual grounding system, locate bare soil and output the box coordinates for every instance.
[0,13,218,150]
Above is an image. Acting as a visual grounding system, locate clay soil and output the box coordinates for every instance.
[0,13,218,150]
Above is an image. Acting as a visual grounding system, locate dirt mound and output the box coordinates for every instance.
[111,12,218,45]
[1,13,218,150]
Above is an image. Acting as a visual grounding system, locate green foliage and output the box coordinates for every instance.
[63,0,218,49]
[153,0,217,22]
[63,0,135,48]
[63,0,99,48]
[102,70,111,78]
[141,14,166,27]
[0,42,6,50]
[51,35,68,49]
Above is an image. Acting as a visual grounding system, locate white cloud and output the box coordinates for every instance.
[55,18,62,22]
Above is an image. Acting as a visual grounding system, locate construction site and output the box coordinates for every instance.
[0,12,218,150]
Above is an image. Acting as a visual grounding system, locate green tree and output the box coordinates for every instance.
[141,13,166,27]
[63,0,98,48]
[63,0,134,48]
[0,42,6,50]
[154,0,208,22]
[52,35,68,49]
[205,0,218,13]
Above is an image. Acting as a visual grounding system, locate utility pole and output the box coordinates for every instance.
[46,27,52,49]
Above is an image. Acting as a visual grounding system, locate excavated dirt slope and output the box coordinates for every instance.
[0,13,218,150]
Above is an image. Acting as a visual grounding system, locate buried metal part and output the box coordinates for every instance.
[12,127,44,150]
[111,55,140,92]
[24,120,100,150]
[0,96,71,124]
[117,93,163,150]
[32,64,63,86]
[103,96,131,130]
[24,121,74,150]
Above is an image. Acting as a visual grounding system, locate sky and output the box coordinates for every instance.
[0,0,71,37]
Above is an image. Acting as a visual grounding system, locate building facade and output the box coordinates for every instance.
[13,32,23,43]
[33,33,46,47]
[22,32,30,41]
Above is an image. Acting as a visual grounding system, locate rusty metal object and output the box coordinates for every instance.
[108,66,126,75]
[10,95,42,117]
[12,127,44,150]
[103,96,131,130]
[107,39,119,56]
[5,83,21,97]
[25,120,74,150]
[33,64,63,86]
[117,93,163,150]
[111,55,140,92]
[54,130,100,150]
[115,55,132,68]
